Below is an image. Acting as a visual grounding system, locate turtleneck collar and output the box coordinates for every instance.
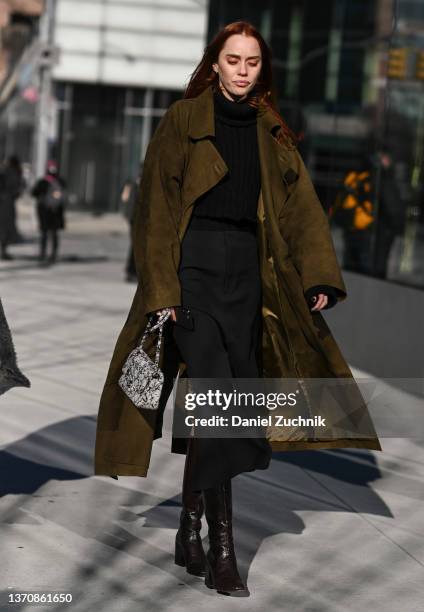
[213,86,258,126]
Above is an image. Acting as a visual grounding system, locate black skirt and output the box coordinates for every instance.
[172,216,272,491]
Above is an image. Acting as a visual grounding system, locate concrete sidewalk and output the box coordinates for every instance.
[1,209,423,612]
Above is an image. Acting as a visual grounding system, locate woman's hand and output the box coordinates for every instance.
[156,308,177,322]
[310,293,328,311]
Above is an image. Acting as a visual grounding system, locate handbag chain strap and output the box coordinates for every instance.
[139,308,171,367]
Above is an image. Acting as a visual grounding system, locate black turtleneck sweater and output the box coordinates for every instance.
[187,87,339,310]
[189,87,261,230]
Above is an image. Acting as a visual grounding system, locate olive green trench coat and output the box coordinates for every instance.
[94,84,381,479]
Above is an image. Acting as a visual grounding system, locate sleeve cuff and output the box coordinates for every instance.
[142,290,181,317]
[304,285,340,310]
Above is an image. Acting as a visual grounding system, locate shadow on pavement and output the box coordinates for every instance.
[0,416,396,606]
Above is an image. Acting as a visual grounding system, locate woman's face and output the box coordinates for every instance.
[212,34,262,102]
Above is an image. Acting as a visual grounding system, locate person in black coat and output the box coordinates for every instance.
[119,169,141,282]
[0,156,25,260]
[31,160,67,264]
[372,149,405,279]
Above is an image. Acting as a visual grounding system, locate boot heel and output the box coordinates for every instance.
[174,535,186,567]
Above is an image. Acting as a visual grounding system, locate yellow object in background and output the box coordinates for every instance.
[341,170,374,230]
[387,47,408,80]
[353,200,374,230]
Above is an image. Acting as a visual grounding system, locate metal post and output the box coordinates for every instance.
[33,0,56,180]
[140,87,154,161]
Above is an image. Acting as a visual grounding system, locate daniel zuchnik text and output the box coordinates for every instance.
[185,415,326,427]
[183,388,327,428]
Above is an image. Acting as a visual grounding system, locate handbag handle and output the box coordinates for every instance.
[139,308,171,366]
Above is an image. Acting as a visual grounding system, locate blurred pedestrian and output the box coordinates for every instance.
[31,160,67,265]
[6,156,25,243]
[372,148,405,279]
[0,156,25,260]
[0,165,14,260]
[119,168,141,282]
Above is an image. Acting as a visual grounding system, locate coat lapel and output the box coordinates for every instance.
[257,121,290,222]
[181,84,288,225]
[181,85,226,215]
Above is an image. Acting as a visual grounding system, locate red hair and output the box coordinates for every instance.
[183,21,297,148]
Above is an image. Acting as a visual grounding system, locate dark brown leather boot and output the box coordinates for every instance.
[174,439,207,576]
[203,478,250,596]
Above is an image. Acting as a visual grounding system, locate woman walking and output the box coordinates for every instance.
[31,160,67,264]
[94,21,381,597]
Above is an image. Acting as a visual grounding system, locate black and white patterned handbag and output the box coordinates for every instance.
[118,308,171,410]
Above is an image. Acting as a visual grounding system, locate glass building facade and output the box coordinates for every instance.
[53,82,182,214]
[209,0,424,289]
